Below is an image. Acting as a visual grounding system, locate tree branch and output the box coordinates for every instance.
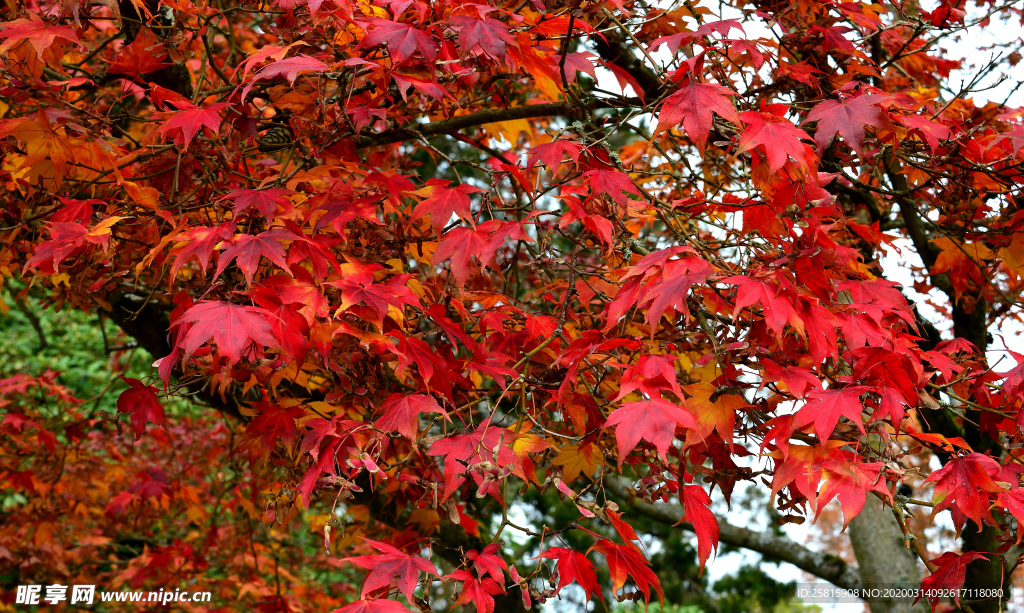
[592,30,663,100]
[359,102,577,149]
[883,150,939,271]
[606,477,863,591]
[101,291,245,420]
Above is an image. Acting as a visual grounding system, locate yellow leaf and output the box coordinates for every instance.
[11,110,74,185]
[552,443,603,482]
[186,505,208,524]
[682,382,748,447]
[306,513,331,533]
[931,237,994,300]
[136,225,185,278]
[512,431,554,455]
[123,180,161,208]
[1000,235,1024,280]
[237,496,259,519]
[408,508,440,533]
[84,216,126,248]
[484,118,530,145]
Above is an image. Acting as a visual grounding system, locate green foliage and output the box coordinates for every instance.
[0,283,162,419]
[613,603,703,613]
[712,565,820,613]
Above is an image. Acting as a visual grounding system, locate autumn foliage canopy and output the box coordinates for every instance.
[1,0,1024,610]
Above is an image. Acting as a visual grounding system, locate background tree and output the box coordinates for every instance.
[1,0,1023,611]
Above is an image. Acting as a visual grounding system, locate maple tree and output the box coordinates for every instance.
[1,0,1024,610]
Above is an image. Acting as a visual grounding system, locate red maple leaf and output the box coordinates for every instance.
[916,551,989,609]
[792,387,869,443]
[447,16,515,59]
[614,354,684,401]
[606,509,641,546]
[24,217,124,273]
[392,72,449,103]
[215,229,298,284]
[0,16,80,60]
[526,139,582,174]
[583,169,640,210]
[286,227,342,279]
[922,452,1002,531]
[657,82,740,150]
[446,569,504,613]
[361,18,438,65]
[431,219,523,288]
[776,60,825,87]
[466,544,508,583]
[760,361,821,399]
[735,107,813,171]
[157,101,227,150]
[116,377,166,441]
[330,266,420,330]
[108,28,171,76]
[769,442,848,511]
[332,599,414,613]
[175,301,279,364]
[589,540,663,605]
[680,484,719,572]
[560,198,615,248]
[367,171,416,207]
[814,460,891,529]
[222,188,295,223]
[169,223,235,279]
[851,346,920,413]
[342,539,439,601]
[997,489,1024,544]
[410,179,483,236]
[604,398,698,464]
[803,95,887,156]
[240,55,329,100]
[536,547,601,602]
[428,418,521,501]
[254,270,328,322]
[634,254,713,329]
[373,393,449,440]
[900,113,953,153]
[243,400,304,459]
[312,196,382,235]
[393,335,448,385]
[648,19,743,53]
[810,25,856,54]
[604,246,709,330]
[723,274,802,338]
[431,225,489,288]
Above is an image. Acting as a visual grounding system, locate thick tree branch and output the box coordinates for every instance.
[883,151,940,271]
[607,478,863,591]
[358,34,664,152]
[101,291,245,420]
[359,102,577,149]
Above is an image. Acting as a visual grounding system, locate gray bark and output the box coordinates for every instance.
[607,477,863,591]
[848,496,928,613]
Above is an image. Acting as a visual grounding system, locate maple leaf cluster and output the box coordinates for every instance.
[2,0,1024,610]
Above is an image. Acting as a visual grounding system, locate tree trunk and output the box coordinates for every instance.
[848,496,928,613]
